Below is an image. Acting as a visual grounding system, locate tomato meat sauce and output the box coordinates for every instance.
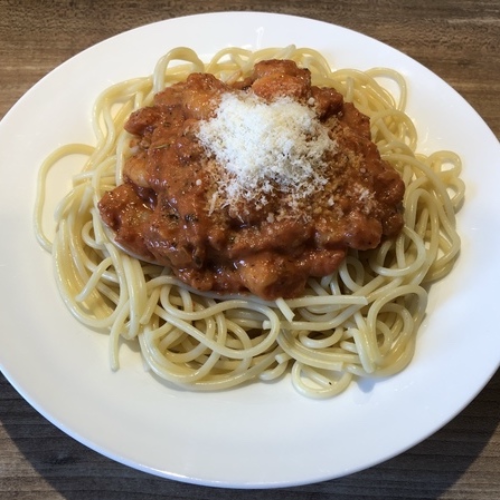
[98,60,405,300]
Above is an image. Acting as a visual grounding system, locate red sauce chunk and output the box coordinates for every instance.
[98,60,405,300]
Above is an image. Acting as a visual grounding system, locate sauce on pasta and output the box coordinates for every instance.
[98,59,405,300]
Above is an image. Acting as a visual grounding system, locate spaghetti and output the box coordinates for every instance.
[34,46,464,398]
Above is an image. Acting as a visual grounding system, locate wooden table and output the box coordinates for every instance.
[1,1,499,498]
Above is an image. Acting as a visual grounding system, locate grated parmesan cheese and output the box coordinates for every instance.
[196,92,338,213]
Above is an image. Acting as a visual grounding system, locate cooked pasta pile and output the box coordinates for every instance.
[34,46,464,398]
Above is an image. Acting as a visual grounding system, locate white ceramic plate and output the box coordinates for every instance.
[1,12,499,489]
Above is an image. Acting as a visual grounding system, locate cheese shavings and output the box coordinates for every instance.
[196,92,338,214]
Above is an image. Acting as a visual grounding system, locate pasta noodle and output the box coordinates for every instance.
[34,46,464,398]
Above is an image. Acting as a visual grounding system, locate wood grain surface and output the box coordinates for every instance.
[1,1,499,499]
